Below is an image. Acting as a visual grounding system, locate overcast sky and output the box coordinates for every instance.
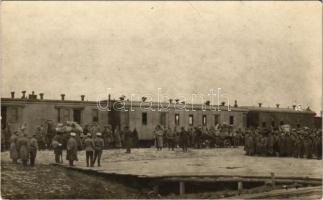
[1,1,322,114]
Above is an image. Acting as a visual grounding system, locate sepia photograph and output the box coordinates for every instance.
[1,1,322,199]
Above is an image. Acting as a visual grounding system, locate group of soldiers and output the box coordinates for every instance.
[8,127,38,167]
[154,124,244,152]
[244,127,322,159]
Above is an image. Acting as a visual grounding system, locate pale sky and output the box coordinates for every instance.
[1,1,322,114]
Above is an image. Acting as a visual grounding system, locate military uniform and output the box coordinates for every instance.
[29,135,38,166]
[83,135,95,167]
[17,134,30,166]
[66,134,78,166]
[93,133,104,166]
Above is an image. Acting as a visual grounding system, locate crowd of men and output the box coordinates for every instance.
[4,121,322,168]
[154,124,244,152]
[244,127,322,159]
[7,127,38,167]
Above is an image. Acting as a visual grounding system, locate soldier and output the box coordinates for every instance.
[103,125,113,149]
[66,132,78,166]
[114,126,122,148]
[278,132,286,157]
[17,129,30,167]
[9,131,19,164]
[83,133,95,167]
[166,127,175,151]
[180,127,189,152]
[154,125,164,151]
[123,126,133,153]
[303,130,313,159]
[266,131,274,156]
[35,126,46,150]
[52,132,64,163]
[93,132,104,167]
[315,131,322,159]
[29,133,38,166]
[285,132,294,157]
[194,126,202,149]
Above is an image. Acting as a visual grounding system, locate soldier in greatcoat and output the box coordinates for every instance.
[28,134,38,166]
[66,132,78,166]
[9,131,19,164]
[93,132,104,167]
[17,129,30,167]
[83,133,95,167]
[123,126,133,153]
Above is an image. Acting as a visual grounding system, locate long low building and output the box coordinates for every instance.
[1,92,319,142]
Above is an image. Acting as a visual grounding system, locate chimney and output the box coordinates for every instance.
[29,91,37,100]
[10,91,15,99]
[61,94,65,101]
[21,91,26,99]
[276,104,280,108]
[292,105,296,110]
[169,99,173,104]
[234,100,238,107]
[81,95,85,101]
[221,101,225,106]
[258,103,262,108]
[39,93,44,100]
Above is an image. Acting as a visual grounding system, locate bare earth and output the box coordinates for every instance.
[2,147,322,179]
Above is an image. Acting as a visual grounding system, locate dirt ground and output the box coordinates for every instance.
[1,161,152,199]
[1,147,322,199]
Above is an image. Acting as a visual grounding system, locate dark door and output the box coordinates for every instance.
[73,109,82,124]
[1,106,7,129]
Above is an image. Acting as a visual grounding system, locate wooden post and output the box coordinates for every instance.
[271,172,275,188]
[238,181,243,195]
[179,182,185,195]
[153,184,159,194]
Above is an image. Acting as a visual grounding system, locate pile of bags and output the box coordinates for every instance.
[55,121,83,133]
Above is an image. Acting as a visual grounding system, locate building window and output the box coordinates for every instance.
[214,115,219,125]
[92,109,99,122]
[58,108,70,123]
[142,112,147,125]
[202,115,207,125]
[189,115,194,126]
[175,114,180,126]
[262,122,266,127]
[7,107,18,123]
[73,109,82,124]
[271,121,275,127]
[159,112,166,127]
[229,116,234,125]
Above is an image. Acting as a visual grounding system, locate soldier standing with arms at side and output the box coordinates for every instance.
[28,133,38,166]
[83,133,95,167]
[66,132,78,166]
[93,132,104,167]
[123,126,133,153]
[9,131,19,164]
[17,128,30,167]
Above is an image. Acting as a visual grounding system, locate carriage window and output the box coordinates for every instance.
[262,122,266,127]
[142,112,147,125]
[214,115,219,125]
[189,115,194,126]
[202,115,207,125]
[271,121,275,127]
[229,116,234,125]
[280,121,284,125]
[92,109,98,122]
[7,107,18,123]
[175,114,180,126]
